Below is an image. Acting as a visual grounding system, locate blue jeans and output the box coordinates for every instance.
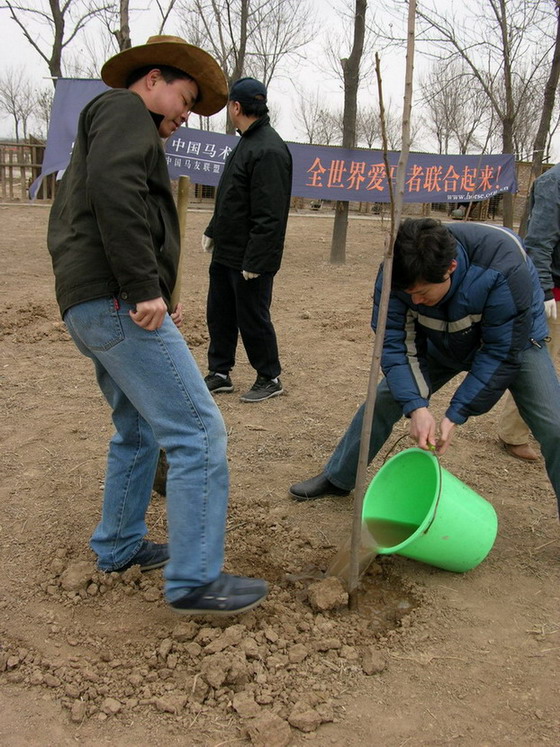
[324,342,560,513]
[64,297,229,601]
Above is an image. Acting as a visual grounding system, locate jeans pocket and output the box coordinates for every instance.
[65,298,125,352]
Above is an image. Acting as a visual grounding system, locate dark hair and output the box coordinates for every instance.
[237,98,269,118]
[125,64,197,90]
[392,218,457,290]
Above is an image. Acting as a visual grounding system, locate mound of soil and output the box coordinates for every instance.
[0,204,558,745]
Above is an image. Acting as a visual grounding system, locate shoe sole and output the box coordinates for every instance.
[169,593,268,617]
[208,386,234,393]
[289,488,350,502]
[138,559,169,572]
[239,388,283,403]
[109,558,169,573]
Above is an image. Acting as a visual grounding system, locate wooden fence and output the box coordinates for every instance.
[0,142,57,201]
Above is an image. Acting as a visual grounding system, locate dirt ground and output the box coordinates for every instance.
[0,202,559,746]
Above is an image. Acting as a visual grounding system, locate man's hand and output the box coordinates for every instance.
[201,235,214,253]
[170,303,184,327]
[544,298,557,320]
[242,270,260,280]
[435,417,456,455]
[130,297,167,330]
[409,407,437,451]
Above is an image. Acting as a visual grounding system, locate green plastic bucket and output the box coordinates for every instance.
[362,448,498,572]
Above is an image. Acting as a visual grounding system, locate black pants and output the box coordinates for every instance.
[206,261,281,379]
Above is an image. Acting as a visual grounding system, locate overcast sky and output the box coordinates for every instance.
[0,0,557,161]
[0,0,419,143]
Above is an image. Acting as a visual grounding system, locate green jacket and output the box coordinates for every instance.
[48,89,180,316]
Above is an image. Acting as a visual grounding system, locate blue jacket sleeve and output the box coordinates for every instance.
[445,267,533,425]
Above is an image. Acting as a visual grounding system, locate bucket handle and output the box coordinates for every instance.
[382,435,444,535]
[422,454,443,534]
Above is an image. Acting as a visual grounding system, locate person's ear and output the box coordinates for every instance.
[146,69,162,89]
[448,259,458,275]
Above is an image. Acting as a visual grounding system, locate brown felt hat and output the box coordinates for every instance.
[101,35,227,116]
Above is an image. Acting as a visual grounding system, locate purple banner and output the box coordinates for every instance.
[166,129,516,203]
[30,78,108,199]
[34,79,517,203]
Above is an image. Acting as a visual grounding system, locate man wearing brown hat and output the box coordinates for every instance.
[48,37,268,615]
[202,77,293,402]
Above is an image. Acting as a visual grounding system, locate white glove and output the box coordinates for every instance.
[242,270,260,280]
[544,298,557,320]
[201,235,214,253]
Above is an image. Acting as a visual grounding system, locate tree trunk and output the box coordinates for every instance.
[48,0,64,79]
[501,118,515,228]
[331,201,350,263]
[518,2,560,237]
[496,0,515,228]
[330,0,366,264]
[226,0,249,135]
[115,0,131,51]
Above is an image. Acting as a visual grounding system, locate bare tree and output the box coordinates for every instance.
[3,0,113,83]
[33,86,55,139]
[176,0,314,133]
[0,67,36,141]
[324,0,379,90]
[385,106,420,150]
[322,109,344,146]
[293,90,324,144]
[154,0,177,34]
[293,90,342,145]
[99,0,177,52]
[114,0,131,50]
[356,104,381,148]
[330,0,367,264]
[510,74,544,161]
[419,68,452,154]
[420,61,488,154]
[411,0,559,227]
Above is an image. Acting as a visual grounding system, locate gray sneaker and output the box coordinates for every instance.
[240,375,283,402]
[169,573,269,616]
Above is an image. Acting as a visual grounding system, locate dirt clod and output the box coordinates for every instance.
[59,562,94,592]
[247,713,292,746]
[307,577,348,611]
[361,646,386,676]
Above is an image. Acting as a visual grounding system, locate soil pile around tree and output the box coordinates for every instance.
[0,204,558,745]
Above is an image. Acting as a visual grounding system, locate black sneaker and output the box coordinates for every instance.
[205,372,234,393]
[240,375,283,403]
[108,540,169,573]
[169,573,269,616]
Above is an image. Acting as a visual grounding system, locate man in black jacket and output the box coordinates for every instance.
[48,37,268,615]
[202,78,293,402]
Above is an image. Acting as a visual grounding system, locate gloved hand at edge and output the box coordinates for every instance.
[242,270,260,280]
[201,235,214,253]
[544,298,557,320]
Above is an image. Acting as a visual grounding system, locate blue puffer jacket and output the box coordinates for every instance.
[372,222,548,425]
